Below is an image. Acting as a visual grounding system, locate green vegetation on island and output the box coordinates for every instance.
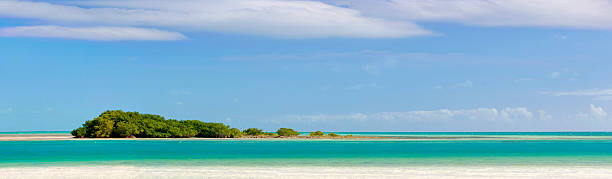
[309,131,341,137]
[276,128,300,137]
[328,132,339,137]
[309,131,325,136]
[72,110,358,139]
[71,110,303,138]
[243,128,264,136]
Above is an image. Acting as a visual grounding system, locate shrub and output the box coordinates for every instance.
[70,127,87,138]
[263,132,278,136]
[276,128,300,136]
[328,133,339,137]
[243,128,264,136]
[228,128,243,138]
[309,131,325,137]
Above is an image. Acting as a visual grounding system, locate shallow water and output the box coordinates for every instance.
[2,132,612,167]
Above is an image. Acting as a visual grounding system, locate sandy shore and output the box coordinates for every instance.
[1,166,611,179]
[0,134,74,141]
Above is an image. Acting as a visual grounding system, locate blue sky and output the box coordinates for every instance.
[1,0,612,132]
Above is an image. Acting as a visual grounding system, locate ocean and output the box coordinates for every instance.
[2,132,612,167]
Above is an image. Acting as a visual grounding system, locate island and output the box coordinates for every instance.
[71,110,383,139]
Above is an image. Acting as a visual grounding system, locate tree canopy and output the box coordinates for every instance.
[71,110,243,138]
[243,128,264,136]
[309,131,325,137]
[276,128,300,136]
[71,110,308,138]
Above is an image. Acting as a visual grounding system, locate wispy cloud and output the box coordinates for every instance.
[329,0,612,29]
[286,107,538,124]
[0,26,185,41]
[548,70,579,80]
[453,80,473,88]
[0,0,429,39]
[590,104,608,119]
[280,107,538,131]
[270,105,609,131]
[3,0,611,40]
[541,88,612,100]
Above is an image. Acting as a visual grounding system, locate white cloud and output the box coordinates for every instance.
[541,88,612,100]
[547,70,579,80]
[543,89,612,96]
[453,80,473,88]
[0,26,186,41]
[0,0,429,39]
[2,0,612,40]
[289,107,536,122]
[250,105,611,131]
[500,107,533,120]
[590,104,608,119]
[330,0,612,29]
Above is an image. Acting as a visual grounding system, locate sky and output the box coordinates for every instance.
[1,0,612,132]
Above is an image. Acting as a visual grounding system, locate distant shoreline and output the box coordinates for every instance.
[4,133,612,141]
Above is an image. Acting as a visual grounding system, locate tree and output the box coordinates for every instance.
[263,132,278,137]
[309,131,325,137]
[92,118,115,138]
[243,128,264,136]
[71,127,87,138]
[328,133,339,137]
[113,121,140,137]
[228,128,243,138]
[277,128,300,137]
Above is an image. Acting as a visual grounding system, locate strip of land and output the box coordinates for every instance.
[3,133,612,141]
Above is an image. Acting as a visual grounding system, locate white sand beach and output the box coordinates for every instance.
[2,166,612,179]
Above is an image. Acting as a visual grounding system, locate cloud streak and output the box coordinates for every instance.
[0,0,428,39]
[541,88,612,100]
[288,107,534,122]
[3,0,612,40]
[271,106,609,131]
[330,0,612,29]
[0,26,186,41]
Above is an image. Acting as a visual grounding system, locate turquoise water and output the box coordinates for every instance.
[3,133,612,167]
[335,132,612,137]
